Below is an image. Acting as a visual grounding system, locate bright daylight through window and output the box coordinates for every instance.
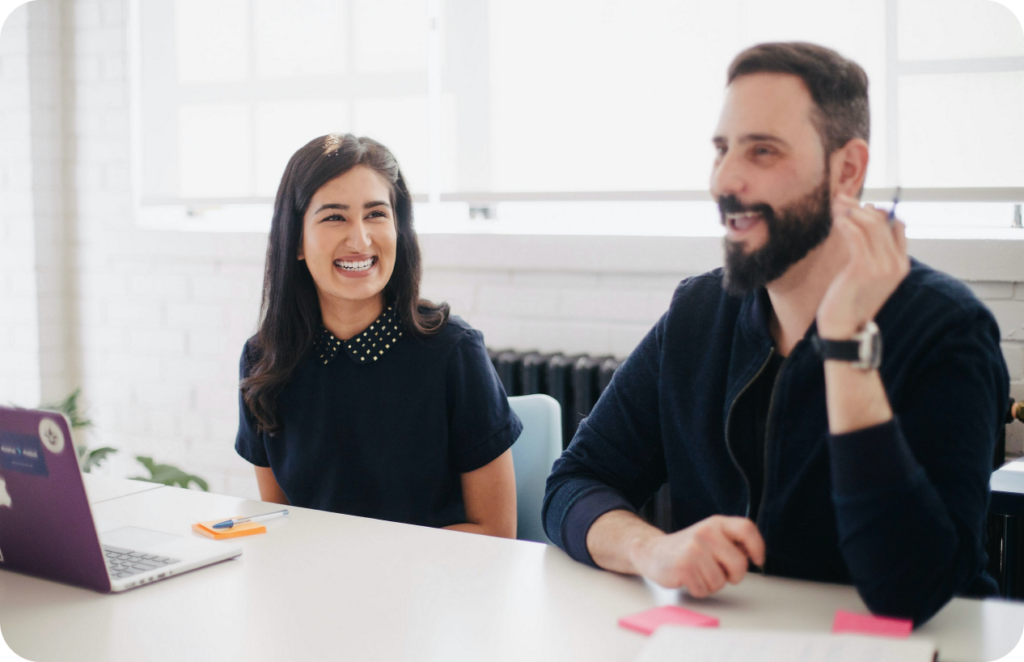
[133,0,1024,236]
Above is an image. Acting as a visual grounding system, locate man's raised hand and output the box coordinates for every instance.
[817,193,910,340]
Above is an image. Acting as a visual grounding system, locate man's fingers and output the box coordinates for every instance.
[845,206,892,265]
[708,534,751,584]
[893,219,908,257]
[695,551,728,594]
[847,206,908,280]
[719,517,766,567]
[697,521,751,584]
[832,194,858,221]
[835,215,873,275]
[683,565,709,597]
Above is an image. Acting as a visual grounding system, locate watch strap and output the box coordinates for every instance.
[811,335,861,362]
[810,321,882,370]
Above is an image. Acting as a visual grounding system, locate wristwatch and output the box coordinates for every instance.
[811,320,882,370]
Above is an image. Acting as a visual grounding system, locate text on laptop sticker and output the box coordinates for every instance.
[0,432,50,477]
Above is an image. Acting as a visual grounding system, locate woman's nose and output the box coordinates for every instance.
[346,220,371,250]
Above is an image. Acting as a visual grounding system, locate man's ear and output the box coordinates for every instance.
[830,138,869,198]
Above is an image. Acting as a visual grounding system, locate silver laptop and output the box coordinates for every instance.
[0,406,241,592]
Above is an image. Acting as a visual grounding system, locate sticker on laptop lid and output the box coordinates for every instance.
[0,476,10,508]
[38,417,65,454]
[0,432,50,477]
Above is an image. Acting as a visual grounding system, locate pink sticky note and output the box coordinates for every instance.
[618,606,720,635]
[832,609,912,638]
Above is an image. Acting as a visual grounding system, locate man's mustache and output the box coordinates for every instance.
[717,195,776,226]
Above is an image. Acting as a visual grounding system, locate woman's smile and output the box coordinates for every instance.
[334,254,379,278]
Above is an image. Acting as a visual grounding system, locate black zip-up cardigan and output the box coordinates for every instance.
[542,259,1008,626]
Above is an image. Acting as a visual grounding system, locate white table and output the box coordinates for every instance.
[82,474,166,504]
[2,481,1023,662]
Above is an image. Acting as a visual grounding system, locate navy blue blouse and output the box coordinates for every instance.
[235,308,522,528]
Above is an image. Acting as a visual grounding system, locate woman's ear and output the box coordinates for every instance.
[830,138,869,198]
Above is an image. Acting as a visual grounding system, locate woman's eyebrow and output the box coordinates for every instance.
[314,203,348,214]
[314,201,391,214]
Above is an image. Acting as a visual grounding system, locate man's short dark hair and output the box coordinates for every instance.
[727,42,870,156]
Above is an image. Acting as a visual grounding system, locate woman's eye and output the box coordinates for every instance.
[323,214,345,222]
[367,210,387,219]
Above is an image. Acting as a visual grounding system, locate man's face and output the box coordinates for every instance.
[710,73,833,295]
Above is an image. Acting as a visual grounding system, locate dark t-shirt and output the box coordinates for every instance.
[235,308,522,528]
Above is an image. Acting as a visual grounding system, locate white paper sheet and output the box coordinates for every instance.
[633,627,936,662]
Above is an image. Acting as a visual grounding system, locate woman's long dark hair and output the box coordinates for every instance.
[241,134,449,433]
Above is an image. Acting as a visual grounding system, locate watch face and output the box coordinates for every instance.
[856,321,882,369]
[870,331,882,367]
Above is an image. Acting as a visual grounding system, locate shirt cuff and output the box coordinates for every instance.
[452,415,523,474]
[561,487,636,567]
[235,434,270,468]
[828,417,919,498]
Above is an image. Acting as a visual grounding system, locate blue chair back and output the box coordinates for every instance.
[508,394,562,543]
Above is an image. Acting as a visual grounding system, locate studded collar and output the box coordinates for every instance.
[315,305,403,366]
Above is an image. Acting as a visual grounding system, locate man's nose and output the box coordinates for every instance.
[710,150,746,200]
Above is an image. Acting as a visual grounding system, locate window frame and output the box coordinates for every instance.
[128,0,1024,235]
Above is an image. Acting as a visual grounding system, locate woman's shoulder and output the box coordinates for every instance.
[414,312,480,348]
[238,336,259,378]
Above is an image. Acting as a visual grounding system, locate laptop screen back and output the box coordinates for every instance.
[0,406,111,592]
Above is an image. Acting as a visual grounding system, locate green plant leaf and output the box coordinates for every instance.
[38,388,93,429]
[131,456,209,491]
[81,447,118,474]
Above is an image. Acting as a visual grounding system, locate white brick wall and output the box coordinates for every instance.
[0,3,41,406]
[420,269,675,358]
[3,0,1024,501]
[28,0,73,404]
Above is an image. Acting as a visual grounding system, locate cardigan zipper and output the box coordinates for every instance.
[754,356,788,540]
[723,347,776,521]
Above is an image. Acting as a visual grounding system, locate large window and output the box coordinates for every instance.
[133,0,1024,234]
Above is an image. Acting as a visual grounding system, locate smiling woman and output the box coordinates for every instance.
[298,166,401,339]
[235,134,522,539]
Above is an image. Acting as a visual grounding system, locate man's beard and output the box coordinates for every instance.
[720,177,833,297]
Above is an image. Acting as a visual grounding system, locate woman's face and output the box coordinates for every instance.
[299,165,398,310]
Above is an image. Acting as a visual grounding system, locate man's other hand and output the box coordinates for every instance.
[628,515,766,597]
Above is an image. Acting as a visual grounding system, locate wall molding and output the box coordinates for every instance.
[420,233,1024,283]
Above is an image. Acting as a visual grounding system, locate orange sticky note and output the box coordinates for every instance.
[832,610,912,638]
[192,517,266,540]
[618,606,719,635]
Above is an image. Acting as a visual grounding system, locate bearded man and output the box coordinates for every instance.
[542,42,1008,626]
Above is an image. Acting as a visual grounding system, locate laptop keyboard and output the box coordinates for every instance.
[103,545,180,580]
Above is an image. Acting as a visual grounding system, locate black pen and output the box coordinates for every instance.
[887,186,901,223]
